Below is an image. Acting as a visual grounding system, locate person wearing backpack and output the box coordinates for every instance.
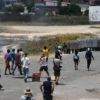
[53,55,62,85]
[20,87,35,100]
[73,50,80,70]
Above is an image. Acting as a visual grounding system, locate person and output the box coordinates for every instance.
[62,42,67,54]
[40,76,54,100]
[4,49,11,75]
[36,43,54,63]
[73,50,80,70]
[21,53,30,83]
[0,68,3,89]
[55,46,62,60]
[10,49,15,73]
[85,48,94,71]
[19,49,24,59]
[53,55,62,85]
[38,53,49,76]
[55,42,58,50]
[20,87,35,100]
[12,49,23,75]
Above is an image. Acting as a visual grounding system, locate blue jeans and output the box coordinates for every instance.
[23,68,29,79]
[11,60,14,70]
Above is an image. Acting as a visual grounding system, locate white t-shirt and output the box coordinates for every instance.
[42,57,47,66]
[21,57,30,68]
[19,51,24,59]
[20,95,35,100]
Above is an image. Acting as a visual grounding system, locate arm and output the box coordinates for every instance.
[36,44,43,51]
[40,83,44,94]
[51,83,54,96]
[48,43,54,51]
[91,52,94,60]
[40,58,44,65]
[38,58,42,64]
[78,56,80,62]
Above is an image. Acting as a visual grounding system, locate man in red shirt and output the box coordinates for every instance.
[12,49,23,75]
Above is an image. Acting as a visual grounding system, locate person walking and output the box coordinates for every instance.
[19,49,24,59]
[38,53,49,76]
[10,49,15,73]
[73,50,80,70]
[85,48,94,71]
[40,76,54,100]
[55,42,58,50]
[12,49,23,75]
[62,42,67,54]
[36,43,54,63]
[20,87,35,100]
[0,68,3,90]
[53,55,62,85]
[21,53,30,83]
[4,49,11,75]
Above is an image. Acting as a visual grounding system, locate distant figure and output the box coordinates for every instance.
[38,53,49,76]
[55,42,58,50]
[21,53,30,83]
[62,42,67,54]
[85,48,94,71]
[0,68,3,90]
[4,49,11,75]
[36,43,54,63]
[40,76,54,100]
[12,49,23,75]
[10,49,15,73]
[20,87,35,100]
[19,49,24,59]
[73,50,80,70]
[53,55,62,85]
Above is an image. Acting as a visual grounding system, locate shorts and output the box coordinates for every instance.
[39,66,48,71]
[74,59,78,61]
[5,62,10,68]
[43,94,53,100]
[54,70,60,76]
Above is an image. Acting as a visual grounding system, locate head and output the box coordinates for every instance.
[17,49,20,53]
[20,49,22,51]
[47,76,51,81]
[25,53,27,57]
[44,46,47,50]
[12,49,15,52]
[58,46,62,50]
[88,48,90,51]
[75,50,78,55]
[64,41,65,44]
[41,53,45,58]
[7,49,10,53]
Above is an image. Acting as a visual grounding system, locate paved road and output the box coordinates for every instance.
[0,51,100,100]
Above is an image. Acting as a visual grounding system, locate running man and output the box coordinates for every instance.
[85,48,94,71]
[36,43,54,63]
[38,53,49,76]
[73,50,80,70]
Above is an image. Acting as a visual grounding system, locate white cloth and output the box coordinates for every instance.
[42,57,47,66]
[53,58,61,67]
[20,95,35,100]
[21,57,30,68]
[19,51,24,59]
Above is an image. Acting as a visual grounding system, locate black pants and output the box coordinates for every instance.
[12,63,22,74]
[87,59,91,69]
[43,94,53,100]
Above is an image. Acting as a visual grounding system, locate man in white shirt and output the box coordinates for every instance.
[21,53,30,83]
[38,53,49,76]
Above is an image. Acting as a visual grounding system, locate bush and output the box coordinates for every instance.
[84,10,89,16]
[0,0,5,11]
[5,7,12,13]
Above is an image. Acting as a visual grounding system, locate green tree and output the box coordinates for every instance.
[84,9,89,16]
[62,6,70,15]
[25,0,34,12]
[5,6,12,12]
[0,0,5,10]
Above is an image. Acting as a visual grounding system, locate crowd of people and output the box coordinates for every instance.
[0,41,95,100]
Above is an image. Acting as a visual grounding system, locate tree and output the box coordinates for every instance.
[0,0,5,11]
[5,7,12,12]
[25,0,35,12]
[84,9,89,16]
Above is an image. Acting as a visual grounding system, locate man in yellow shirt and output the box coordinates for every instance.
[36,44,54,63]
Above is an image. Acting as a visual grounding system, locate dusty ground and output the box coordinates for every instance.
[0,25,100,39]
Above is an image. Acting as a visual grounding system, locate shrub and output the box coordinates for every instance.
[84,10,89,16]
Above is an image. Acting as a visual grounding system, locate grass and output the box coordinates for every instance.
[21,33,95,55]
[90,26,100,29]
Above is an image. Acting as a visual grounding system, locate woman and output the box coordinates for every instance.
[73,50,80,70]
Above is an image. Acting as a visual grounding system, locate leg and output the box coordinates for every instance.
[12,64,17,74]
[87,59,89,70]
[46,71,49,76]
[76,61,78,70]
[74,61,77,70]
[88,59,91,69]
[4,62,9,75]
[25,69,29,80]
[18,65,22,75]
[23,68,26,79]
[11,60,14,71]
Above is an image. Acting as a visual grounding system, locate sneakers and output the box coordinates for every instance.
[0,84,3,89]
[24,79,27,83]
[87,69,90,71]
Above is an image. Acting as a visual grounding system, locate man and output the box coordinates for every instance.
[12,49,23,75]
[19,49,24,59]
[53,55,62,85]
[40,76,54,100]
[36,43,54,63]
[55,42,58,50]
[4,49,11,75]
[38,53,49,76]
[85,48,94,71]
[10,49,15,72]
[21,53,30,83]
[62,42,67,54]
[0,68,3,89]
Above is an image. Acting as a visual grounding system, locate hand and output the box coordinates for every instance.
[41,92,43,94]
[40,63,42,65]
[50,93,53,96]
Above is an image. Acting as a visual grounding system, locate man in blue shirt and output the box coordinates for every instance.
[40,76,54,100]
[85,48,94,71]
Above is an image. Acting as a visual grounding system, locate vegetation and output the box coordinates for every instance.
[21,33,95,55]
[84,10,89,16]
[0,0,5,11]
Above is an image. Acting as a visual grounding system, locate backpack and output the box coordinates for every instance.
[55,49,60,56]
